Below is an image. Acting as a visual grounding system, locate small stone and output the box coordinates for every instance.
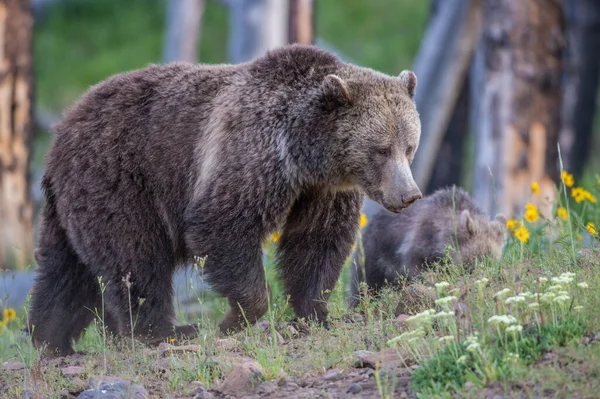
[158,342,200,357]
[215,338,237,351]
[287,325,299,337]
[88,375,122,389]
[347,383,362,394]
[268,331,285,346]
[252,320,271,333]
[464,381,476,391]
[78,381,148,399]
[322,369,342,381]
[219,360,263,393]
[69,377,87,394]
[61,366,86,376]
[186,381,206,395]
[60,388,76,398]
[257,381,277,395]
[277,376,288,387]
[287,382,299,389]
[3,360,25,371]
[193,391,214,399]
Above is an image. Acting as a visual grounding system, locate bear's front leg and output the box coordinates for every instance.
[276,189,362,327]
[184,208,269,335]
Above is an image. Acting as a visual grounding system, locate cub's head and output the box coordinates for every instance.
[453,211,507,268]
[320,69,422,213]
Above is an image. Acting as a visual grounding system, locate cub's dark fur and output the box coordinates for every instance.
[349,187,506,308]
[29,44,423,355]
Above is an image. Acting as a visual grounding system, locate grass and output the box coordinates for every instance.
[1,169,599,397]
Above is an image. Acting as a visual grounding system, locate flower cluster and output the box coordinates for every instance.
[0,308,16,333]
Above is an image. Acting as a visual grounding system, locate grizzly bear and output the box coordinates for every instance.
[28,44,423,355]
[348,186,506,308]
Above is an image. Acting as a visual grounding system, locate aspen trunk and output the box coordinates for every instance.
[0,0,34,270]
[288,0,314,45]
[163,0,205,64]
[472,0,564,219]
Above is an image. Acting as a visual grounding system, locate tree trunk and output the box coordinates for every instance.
[559,0,600,179]
[228,0,289,64]
[288,0,314,45]
[472,0,564,219]
[0,0,34,270]
[163,0,205,63]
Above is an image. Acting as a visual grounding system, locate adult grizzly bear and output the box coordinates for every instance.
[29,44,422,355]
[348,186,506,309]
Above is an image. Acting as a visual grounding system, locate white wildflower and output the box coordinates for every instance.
[435,281,450,290]
[457,355,468,365]
[505,296,526,305]
[405,309,436,323]
[433,310,455,319]
[439,335,455,343]
[466,342,480,353]
[474,278,489,287]
[538,277,548,283]
[540,292,556,303]
[574,305,584,312]
[547,285,564,292]
[494,288,511,299]
[387,328,425,345]
[558,290,570,296]
[435,296,458,306]
[553,295,570,304]
[527,302,540,310]
[577,282,589,289]
[505,325,523,334]
[488,315,517,325]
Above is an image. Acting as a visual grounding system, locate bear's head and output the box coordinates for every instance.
[452,211,507,268]
[321,69,422,213]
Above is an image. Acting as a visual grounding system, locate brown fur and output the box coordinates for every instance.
[28,44,423,355]
[349,186,506,308]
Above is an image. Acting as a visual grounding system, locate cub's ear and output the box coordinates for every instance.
[494,214,508,228]
[460,209,476,236]
[322,74,352,106]
[399,70,417,99]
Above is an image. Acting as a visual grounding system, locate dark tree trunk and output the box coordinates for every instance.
[560,0,600,179]
[472,0,565,219]
[0,0,35,269]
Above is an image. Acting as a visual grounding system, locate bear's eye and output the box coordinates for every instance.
[377,147,391,157]
[406,146,414,158]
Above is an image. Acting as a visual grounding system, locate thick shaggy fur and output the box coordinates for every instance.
[349,187,506,308]
[28,44,423,355]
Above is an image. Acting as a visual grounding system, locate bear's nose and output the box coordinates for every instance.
[402,192,422,207]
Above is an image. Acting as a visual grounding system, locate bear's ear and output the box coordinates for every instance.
[494,214,507,229]
[460,209,476,236]
[322,74,352,106]
[399,70,417,99]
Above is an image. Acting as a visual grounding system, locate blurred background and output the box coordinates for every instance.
[0,0,599,307]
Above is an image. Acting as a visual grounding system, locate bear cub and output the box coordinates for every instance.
[348,186,506,308]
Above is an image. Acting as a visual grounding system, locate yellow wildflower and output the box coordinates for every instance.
[531,181,540,195]
[524,203,539,223]
[572,187,597,204]
[506,219,517,231]
[169,337,176,343]
[359,213,368,229]
[557,207,568,221]
[271,232,280,243]
[576,234,583,241]
[1,309,15,323]
[514,226,530,243]
[561,171,574,187]
[586,222,597,236]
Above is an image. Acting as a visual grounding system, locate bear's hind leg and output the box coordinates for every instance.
[28,203,102,356]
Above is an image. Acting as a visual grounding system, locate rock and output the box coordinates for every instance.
[60,388,76,398]
[186,381,206,396]
[88,376,122,389]
[392,314,410,328]
[219,360,263,393]
[193,392,214,399]
[158,342,200,357]
[3,360,25,371]
[322,369,342,381]
[78,381,148,399]
[277,376,288,387]
[215,338,237,351]
[354,348,411,371]
[257,381,277,395]
[347,383,362,394]
[61,366,86,376]
[69,377,87,394]
[252,320,271,333]
[268,331,285,346]
[152,357,173,378]
[395,284,436,316]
